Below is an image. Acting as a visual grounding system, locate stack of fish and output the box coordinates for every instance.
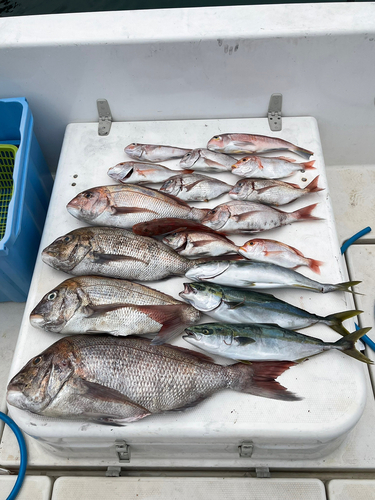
[7,132,370,427]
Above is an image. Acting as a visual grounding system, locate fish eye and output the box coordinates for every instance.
[63,236,71,243]
[83,191,93,199]
[213,135,221,140]
[33,356,42,365]
[47,291,58,301]
[202,328,211,335]
[242,158,247,162]
[249,241,254,246]
[209,208,217,214]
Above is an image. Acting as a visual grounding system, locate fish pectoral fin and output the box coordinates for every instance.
[255,186,278,194]
[70,378,145,407]
[233,140,255,148]
[185,180,203,192]
[233,211,262,222]
[84,303,130,318]
[92,251,148,265]
[224,300,246,310]
[234,336,256,345]
[276,156,296,162]
[205,159,223,169]
[111,206,158,215]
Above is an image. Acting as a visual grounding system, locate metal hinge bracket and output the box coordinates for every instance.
[256,467,271,478]
[268,93,282,131]
[116,440,131,462]
[238,442,254,458]
[97,99,112,136]
[106,466,122,477]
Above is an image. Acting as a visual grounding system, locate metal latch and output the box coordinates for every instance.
[106,466,122,477]
[238,442,254,457]
[256,467,270,478]
[268,94,282,131]
[115,441,131,462]
[97,99,112,136]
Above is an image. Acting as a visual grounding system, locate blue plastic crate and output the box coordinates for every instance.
[0,98,53,302]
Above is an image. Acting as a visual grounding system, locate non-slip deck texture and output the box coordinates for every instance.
[51,477,326,500]
[0,476,52,500]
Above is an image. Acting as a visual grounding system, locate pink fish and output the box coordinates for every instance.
[125,143,191,163]
[239,238,323,274]
[207,134,313,159]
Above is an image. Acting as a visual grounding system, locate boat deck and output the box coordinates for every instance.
[1,163,375,497]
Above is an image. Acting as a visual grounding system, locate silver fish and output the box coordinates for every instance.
[108,161,193,184]
[7,335,299,425]
[42,226,216,281]
[185,260,360,293]
[30,276,200,344]
[125,143,191,162]
[160,173,232,202]
[179,149,236,172]
[207,134,313,159]
[162,230,239,257]
[229,177,323,206]
[184,323,372,364]
[179,282,361,335]
[231,156,316,179]
[66,184,208,228]
[201,200,321,233]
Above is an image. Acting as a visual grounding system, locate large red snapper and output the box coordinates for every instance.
[7,335,299,425]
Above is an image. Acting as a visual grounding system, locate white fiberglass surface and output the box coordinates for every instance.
[6,116,366,457]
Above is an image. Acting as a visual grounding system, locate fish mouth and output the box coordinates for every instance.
[30,314,46,328]
[66,202,81,216]
[180,283,195,297]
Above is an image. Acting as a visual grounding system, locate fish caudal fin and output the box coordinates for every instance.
[333,327,373,364]
[229,361,301,402]
[290,203,323,223]
[325,309,363,337]
[301,160,316,170]
[322,280,362,294]
[293,146,314,160]
[307,258,324,274]
[304,176,323,193]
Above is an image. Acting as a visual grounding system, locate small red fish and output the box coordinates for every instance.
[239,238,323,274]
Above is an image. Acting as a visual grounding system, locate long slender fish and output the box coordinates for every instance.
[207,134,313,159]
[179,282,361,336]
[231,156,315,179]
[7,336,300,426]
[201,200,321,233]
[67,185,208,228]
[162,231,239,257]
[184,323,372,364]
[185,260,359,293]
[160,173,232,202]
[179,149,236,172]
[239,239,323,274]
[42,227,226,281]
[108,161,193,184]
[125,143,191,162]
[229,177,323,206]
[30,276,201,344]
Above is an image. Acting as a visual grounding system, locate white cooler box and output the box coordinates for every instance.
[6,116,367,464]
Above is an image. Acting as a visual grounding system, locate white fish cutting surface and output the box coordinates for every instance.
[6,117,366,462]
